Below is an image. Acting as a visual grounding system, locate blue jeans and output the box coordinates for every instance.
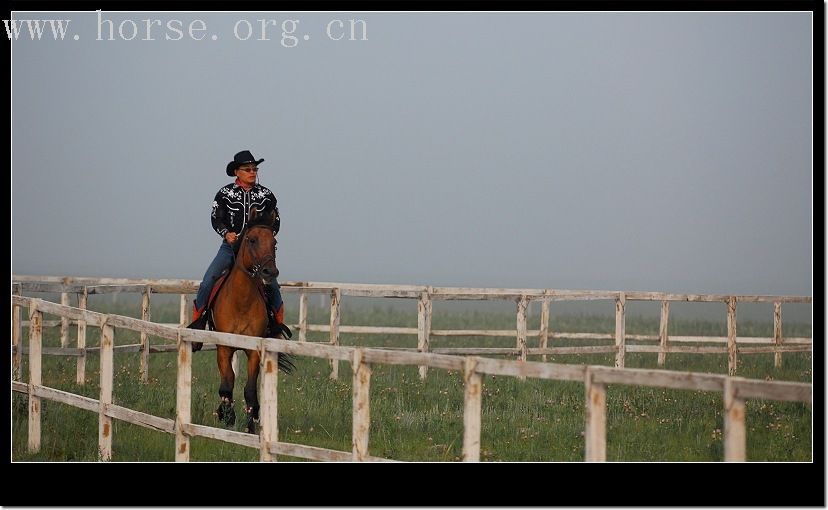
[195,241,282,312]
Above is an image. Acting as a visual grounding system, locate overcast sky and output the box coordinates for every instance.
[10,11,813,298]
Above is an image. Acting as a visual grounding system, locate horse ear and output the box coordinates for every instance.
[267,210,277,227]
[249,207,259,222]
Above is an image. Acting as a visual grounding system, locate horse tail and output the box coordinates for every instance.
[278,353,296,374]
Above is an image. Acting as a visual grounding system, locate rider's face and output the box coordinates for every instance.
[236,164,258,186]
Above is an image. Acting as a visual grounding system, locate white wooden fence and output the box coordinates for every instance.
[11,295,812,462]
[12,275,812,385]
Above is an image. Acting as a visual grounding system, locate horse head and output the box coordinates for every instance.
[236,208,279,284]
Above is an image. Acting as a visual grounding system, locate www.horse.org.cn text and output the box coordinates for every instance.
[4,12,368,47]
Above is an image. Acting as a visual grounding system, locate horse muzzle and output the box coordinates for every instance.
[260,265,279,283]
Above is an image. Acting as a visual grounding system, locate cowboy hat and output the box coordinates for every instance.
[226,150,265,176]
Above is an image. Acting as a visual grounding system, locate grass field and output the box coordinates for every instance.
[11,298,812,462]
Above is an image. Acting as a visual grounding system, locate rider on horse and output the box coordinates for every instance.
[190,150,287,338]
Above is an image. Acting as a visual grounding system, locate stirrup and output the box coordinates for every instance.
[271,322,293,339]
[267,309,292,339]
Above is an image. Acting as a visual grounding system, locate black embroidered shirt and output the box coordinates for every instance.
[211,182,280,238]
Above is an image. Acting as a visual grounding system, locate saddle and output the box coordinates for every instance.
[187,269,292,347]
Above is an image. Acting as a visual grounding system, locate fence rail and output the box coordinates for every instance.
[13,275,813,383]
[11,296,812,462]
[11,275,814,302]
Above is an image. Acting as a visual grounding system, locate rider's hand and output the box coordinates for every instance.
[225,232,238,244]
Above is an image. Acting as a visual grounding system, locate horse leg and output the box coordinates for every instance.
[215,346,236,427]
[243,349,261,434]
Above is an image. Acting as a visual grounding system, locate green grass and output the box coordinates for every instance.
[12,301,812,462]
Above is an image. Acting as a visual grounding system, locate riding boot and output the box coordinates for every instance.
[188,301,208,329]
[266,302,295,374]
[267,303,292,339]
[187,301,207,351]
[275,302,285,326]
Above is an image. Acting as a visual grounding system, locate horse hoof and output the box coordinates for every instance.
[216,401,235,427]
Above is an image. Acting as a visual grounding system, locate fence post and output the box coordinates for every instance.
[175,331,192,462]
[140,285,151,383]
[516,295,528,363]
[12,300,21,382]
[231,352,241,379]
[179,293,187,327]
[658,300,670,367]
[76,287,88,385]
[462,357,482,462]
[773,302,783,368]
[298,290,308,342]
[417,290,432,380]
[723,378,746,462]
[98,319,114,461]
[584,367,606,462]
[27,303,42,454]
[352,349,371,461]
[615,293,626,368]
[727,297,737,376]
[539,299,550,362]
[59,291,70,347]
[15,284,24,378]
[259,339,279,462]
[329,288,341,380]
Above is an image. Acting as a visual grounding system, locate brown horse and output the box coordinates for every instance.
[205,208,293,434]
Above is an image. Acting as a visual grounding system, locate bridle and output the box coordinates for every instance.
[237,225,278,279]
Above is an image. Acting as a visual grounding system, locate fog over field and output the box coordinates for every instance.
[11,12,813,323]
